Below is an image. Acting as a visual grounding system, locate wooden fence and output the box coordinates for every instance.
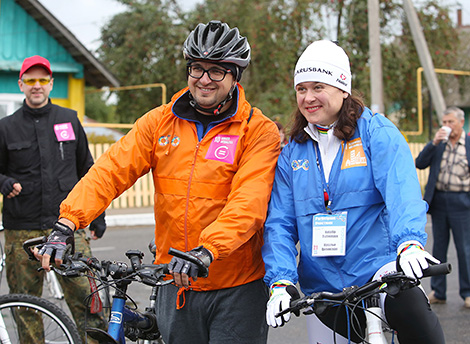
[93,142,429,209]
[409,143,430,193]
[0,143,429,210]
[88,143,155,209]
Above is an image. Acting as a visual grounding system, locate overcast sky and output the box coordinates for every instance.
[38,0,202,51]
[38,0,469,53]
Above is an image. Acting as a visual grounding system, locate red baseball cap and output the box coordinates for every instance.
[19,55,52,78]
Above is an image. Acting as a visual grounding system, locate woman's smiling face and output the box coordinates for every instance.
[295,82,348,126]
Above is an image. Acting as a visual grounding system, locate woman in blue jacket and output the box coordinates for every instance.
[262,40,444,343]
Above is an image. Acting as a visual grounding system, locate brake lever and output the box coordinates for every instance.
[275,297,312,318]
[378,272,420,296]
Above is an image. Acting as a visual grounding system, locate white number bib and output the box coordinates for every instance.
[312,212,347,257]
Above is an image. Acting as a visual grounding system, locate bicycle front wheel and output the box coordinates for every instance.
[0,293,82,344]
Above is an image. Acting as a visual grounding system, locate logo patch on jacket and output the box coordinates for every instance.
[292,159,309,171]
[54,122,75,141]
[158,135,180,147]
[341,138,367,169]
[205,135,239,164]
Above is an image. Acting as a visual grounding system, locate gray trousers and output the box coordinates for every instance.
[155,278,269,344]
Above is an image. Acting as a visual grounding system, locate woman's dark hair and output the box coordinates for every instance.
[288,90,365,143]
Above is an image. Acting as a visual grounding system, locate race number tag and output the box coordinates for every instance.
[205,135,239,164]
[54,122,76,142]
[312,212,347,256]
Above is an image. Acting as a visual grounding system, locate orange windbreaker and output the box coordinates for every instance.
[60,84,281,291]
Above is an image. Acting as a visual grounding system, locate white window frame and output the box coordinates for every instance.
[0,94,24,119]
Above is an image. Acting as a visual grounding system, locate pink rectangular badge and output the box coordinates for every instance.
[205,135,239,164]
[54,122,76,142]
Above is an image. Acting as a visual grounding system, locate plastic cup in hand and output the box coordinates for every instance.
[442,126,452,141]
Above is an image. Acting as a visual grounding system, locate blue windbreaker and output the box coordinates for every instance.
[262,107,428,295]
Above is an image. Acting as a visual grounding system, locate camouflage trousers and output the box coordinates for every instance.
[5,228,106,343]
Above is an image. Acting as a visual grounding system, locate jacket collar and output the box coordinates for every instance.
[171,83,249,123]
[23,98,52,118]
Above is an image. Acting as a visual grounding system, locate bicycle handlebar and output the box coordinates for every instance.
[23,238,212,287]
[23,237,209,279]
[279,262,452,318]
[22,236,175,287]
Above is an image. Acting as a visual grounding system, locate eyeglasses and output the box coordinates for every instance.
[22,78,51,86]
[188,65,232,82]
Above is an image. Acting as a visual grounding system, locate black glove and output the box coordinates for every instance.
[38,222,75,261]
[168,246,213,278]
[0,177,17,196]
[89,212,106,238]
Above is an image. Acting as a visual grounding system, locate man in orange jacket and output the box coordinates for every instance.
[37,20,280,343]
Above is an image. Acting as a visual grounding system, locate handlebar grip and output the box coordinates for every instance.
[168,248,201,266]
[167,247,209,277]
[422,262,452,277]
[22,236,47,261]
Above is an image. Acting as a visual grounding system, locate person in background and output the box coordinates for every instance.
[274,121,288,149]
[36,21,280,344]
[0,55,106,343]
[262,40,444,344]
[416,106,470,308]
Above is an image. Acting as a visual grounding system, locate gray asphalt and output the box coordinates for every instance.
[1,213,468,343]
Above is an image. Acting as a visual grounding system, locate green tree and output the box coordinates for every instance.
[381,0,458,138]
[330,0,458,140]
[97,0,189,123]
[85,88,115,123]
[95,0,460,137]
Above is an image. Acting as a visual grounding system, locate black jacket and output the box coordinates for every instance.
[0,100,103,230]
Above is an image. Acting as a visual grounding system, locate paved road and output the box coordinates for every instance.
[1,214,468,343]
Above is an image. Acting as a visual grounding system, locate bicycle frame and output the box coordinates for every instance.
[87,281,162,343]
[78,250,167,344]
[85,247,204,343]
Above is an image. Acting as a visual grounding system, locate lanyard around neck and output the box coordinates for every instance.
[314,143,331,212]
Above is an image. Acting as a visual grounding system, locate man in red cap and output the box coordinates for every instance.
[0,55,106,342]
[17,55,53,109]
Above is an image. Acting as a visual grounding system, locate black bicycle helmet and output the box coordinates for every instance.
[183,20,251,71]
[183,21,251,115]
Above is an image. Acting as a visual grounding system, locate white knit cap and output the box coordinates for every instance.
[294,40,351,94]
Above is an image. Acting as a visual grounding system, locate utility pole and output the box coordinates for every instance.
[403,0,446,121]
[367,0,384,115]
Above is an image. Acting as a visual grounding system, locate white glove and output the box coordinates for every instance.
[266,280,297,328]
[398,241,440,278]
